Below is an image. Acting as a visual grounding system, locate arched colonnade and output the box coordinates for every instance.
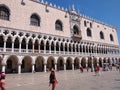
[0,55,119,74]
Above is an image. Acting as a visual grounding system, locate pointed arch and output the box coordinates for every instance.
[6,36,12,48]
[34,39,39,50]
[14,37,19,48]
[6,55,18,73]
[21,56,32,73]
[47,56,55,70]
[0,35,4,47]
[55,19,63,31]
[40,40,44,50]
[35,56,44,72]
[56,42,59,51]
[57,56,64,70]
[30,13,40,26]
[110,34,114,41]
[46,40,50,50]
[28,38,33,49]
[100,31,104,39]
[86,28,92,37]
[66,57,72,70]
[51,41,55,51]
[0,5,10,20]
[74,57,79,69]
[21,38,26,49]
[73,25,79,35]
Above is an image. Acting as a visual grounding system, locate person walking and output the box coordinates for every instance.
[80,66,83,73]
[118,63,120,73]
[96,65,100,76]
[0,72,6,90]
[49,69,58,90]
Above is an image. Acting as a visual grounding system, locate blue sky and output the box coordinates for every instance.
[44,0,120,45]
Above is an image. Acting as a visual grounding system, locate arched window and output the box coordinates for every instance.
[55,20,63,31]
[100,31,104,39]
[84,20,87,27]
[30,14,40,26]
[110,34,114,41]
[73,25,79,35]
[87,28,92,37]
[90,22,92,28]
[0,5,10,20]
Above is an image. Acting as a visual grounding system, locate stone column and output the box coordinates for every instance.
[79,63,81,68]
[18,64,21,74]
[55,63,57,71]
[32,44,34,53]
[49,45,51,54]
[19,42,21,52]
[78,45,80,55]
[54,45,56,54]
[88,46,89,54]
[67,44,69,54]
[3,40,6,52]
[32,64,35,73]
[63,44,65,54]
[97,58,99,66]
[79,58,82,68]
[44,45,46,53]
[71,45,73,54]
[44,63,47,72]
[101,58,104,68]
[81,45,83,54]
[75,44,77,54]
[12,41,14,52]
[86,57,88,68]
[2,65,6,73]
[26,43,28,53]
[91,57,94,72]
[38,44,40,53]
[64,63,66,71]
[84,45,86,54]
[59,44,60,54]
[72,63,74,70]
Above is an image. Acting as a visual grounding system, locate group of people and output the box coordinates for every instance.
[80,65,101,76]
[0,72,6,90]
[94,66,100,76]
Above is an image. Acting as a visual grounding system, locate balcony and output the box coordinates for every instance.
[0,47,119,58]
[72,33,82,39]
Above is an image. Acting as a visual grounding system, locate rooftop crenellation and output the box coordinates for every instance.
[32,0,116,29]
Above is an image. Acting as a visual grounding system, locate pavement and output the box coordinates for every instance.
[5,68,120,90]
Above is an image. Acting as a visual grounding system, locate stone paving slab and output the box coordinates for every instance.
[5,69,120,90]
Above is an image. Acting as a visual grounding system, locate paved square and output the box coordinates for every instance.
[6,69,120,90]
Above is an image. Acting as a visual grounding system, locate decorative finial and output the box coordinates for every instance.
[72,4,75,11]
[41,0,44,3]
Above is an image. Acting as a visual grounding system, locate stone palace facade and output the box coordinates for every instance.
[0,0,120,74]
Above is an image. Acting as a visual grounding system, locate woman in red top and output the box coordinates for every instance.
[49,69,58,90]
[0,72,6,90]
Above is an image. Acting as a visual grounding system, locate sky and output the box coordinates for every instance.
[44,0,120,45]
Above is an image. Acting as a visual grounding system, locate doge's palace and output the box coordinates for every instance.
[0,0,120,74]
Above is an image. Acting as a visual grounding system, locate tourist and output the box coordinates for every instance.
[80,66,83,73]
[96,65,100,76]
[94,66,98,76]
[86,66,89,72]
[49,69,58,90]
[0,72,6,90]
[118,63,120,73]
